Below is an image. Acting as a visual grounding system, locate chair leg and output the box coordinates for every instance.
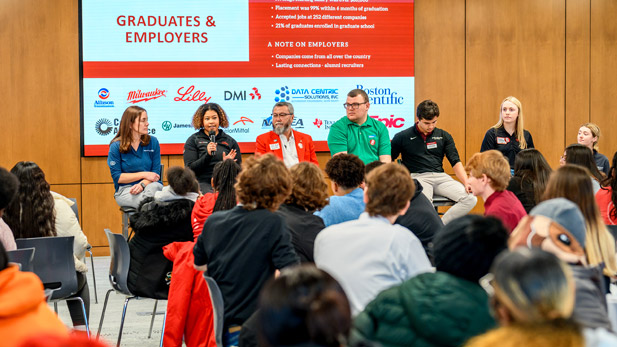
[117,296,136,347]
[97,289,114,340]
[88,249,98,304]
[66,296,90,339]
[54,301,58,314]
[148,300,158,338]
[159,311,166,347]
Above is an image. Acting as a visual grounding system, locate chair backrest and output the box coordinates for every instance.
[15,236,78,300]
[6,247,35,272]
[105,229,132,295]
[68,197,79,222]
[607,225,617,242]
[204,275,225,347]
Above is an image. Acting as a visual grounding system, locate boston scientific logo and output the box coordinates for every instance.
[356,85,404,105]
[275,86,338,103]
[95,118,113,136]
[94,88,115,108]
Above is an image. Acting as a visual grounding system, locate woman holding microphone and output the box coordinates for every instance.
[184,103,241,193]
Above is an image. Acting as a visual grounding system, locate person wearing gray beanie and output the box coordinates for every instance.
[351,215,509,347]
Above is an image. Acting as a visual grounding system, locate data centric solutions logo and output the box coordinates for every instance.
[274,86,290,102]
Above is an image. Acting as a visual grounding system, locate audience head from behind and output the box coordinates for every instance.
[166,166,199,196]
[286,162,329,212]
[561,143,604,182]
[212,159,241,212]
[0,166,19,217]
[236,154,292,211]
[466,150,510,200]
[325,153,365,195]
[3,161,56,239]
[512,148,552,203]
[364,163,414,219]
[433,215,509,283]
[258,264,351,347]
[510,198,587,265]
[415,99,439,136]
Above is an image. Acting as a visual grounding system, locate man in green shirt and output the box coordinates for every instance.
[327,89,392,164]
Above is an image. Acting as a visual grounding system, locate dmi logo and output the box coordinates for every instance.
[224,88,261,101]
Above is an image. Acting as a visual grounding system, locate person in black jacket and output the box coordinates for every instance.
[183,103,242,193]
[277,162,329,263]
[506,149,552,213]
[128,166,198,299]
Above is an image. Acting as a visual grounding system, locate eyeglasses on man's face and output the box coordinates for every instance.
[271,113,292,118]
[343,102,367,110]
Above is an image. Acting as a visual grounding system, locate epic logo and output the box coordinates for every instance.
[370,115,405,128]
[224,87,261,101]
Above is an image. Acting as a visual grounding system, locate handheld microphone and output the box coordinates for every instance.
[209,130,216,156]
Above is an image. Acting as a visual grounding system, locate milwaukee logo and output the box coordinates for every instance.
[127,88,167,104]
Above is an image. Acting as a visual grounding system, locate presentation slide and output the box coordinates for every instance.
[80,0,414,156]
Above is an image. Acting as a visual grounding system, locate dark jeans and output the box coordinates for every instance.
[66,271,90,327]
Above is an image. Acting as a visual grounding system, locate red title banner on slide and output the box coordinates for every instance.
[83,1,414,78]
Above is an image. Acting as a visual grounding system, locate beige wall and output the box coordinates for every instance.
[1,0,616,254]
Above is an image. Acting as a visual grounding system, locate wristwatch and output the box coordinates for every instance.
[140,182,146,189]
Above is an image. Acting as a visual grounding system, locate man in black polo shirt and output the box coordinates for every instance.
[391,100,477,224]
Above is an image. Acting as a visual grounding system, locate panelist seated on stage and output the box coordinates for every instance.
[256,101,318,167]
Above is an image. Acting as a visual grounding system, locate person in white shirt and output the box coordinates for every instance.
[314,163,432,316]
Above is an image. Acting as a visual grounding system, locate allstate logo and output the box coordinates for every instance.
[162,121,172,131]
[95,118,113,136]
[98,88,110,100]
[274,86,290,102]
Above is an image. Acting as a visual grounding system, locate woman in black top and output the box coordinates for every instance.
[481,96,534,168]
[506,149,552,213]
[183,103,241,193]
[577,123,610,176]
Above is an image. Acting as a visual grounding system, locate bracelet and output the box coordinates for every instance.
[140,182,146,189]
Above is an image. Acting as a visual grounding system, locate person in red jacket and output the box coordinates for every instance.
[256,102,318,167]
[466,150,527,232]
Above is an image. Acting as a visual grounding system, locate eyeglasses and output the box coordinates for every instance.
[271,113,291,118]
[343,102,366,110]
[479,273,496,297]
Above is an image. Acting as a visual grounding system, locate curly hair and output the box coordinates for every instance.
[212,159,241,212]
[167,166,199,196]
[325,154,364,190]
[110,106,151,153]
[236,154,292,211]
[0,167,19,211]
[365,163,415,217]
[286,162,329,212]
[466,150,511,191]
[3,161,56,238]
[191,103,229,130]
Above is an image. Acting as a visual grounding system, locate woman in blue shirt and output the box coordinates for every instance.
[108,106,163,208]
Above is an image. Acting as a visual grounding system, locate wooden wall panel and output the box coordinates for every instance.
[415,0,466,173]
[591,0,617,161]
[81,184,122,248]
[0,0,80,184]
[565,0,591,141]
[466,0,566,168]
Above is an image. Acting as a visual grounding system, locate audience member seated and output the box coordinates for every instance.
[597,151,617,225]
[577,123,610,175]
[194,154,300,347]
[506,149,552,213]
[0,167,18,251]
[366,161,443,260]
[352,215,508,347]
[128,166,197,299]
[466,150,527,232]
[466,248,617,347]
[163,160,240,347]
[544,164,617,285]
[560,143,605,194]
[107,105,163,209]
[0,242,68,346]
[510,198,612,330]
[314,163,432,316]
[277,162,329,263]
[314,153,365,227]
[4,161,90,329]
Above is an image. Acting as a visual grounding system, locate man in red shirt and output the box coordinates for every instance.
[466,150,527,232]
[256,102,318,167]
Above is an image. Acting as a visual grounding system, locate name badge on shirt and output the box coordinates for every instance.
[298,142,303,149]
[269,143,280,150]
[497,137,510,144]
[427,142,437,149]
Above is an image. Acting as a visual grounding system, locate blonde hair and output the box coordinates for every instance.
[466,150,511,191]
[580,123,601,152]
[493,96,527,149]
